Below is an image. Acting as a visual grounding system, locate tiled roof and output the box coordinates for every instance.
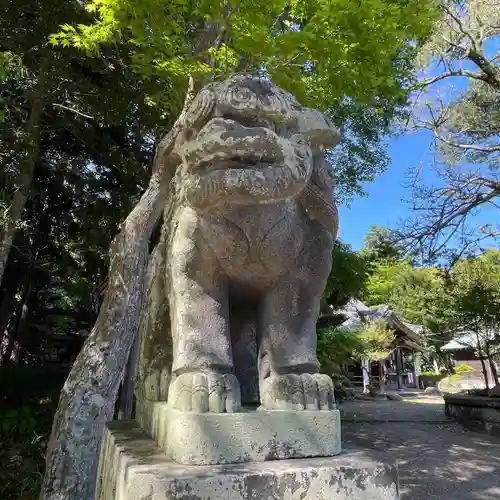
[328,299,426,348]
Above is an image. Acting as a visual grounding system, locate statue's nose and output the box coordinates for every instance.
[296,108,341,149]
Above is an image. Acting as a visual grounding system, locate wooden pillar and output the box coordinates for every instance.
[433,358,439,373]
[362,359,370,394]
[395,347,402,390]
[413,351,422,390]
[378,360,386,395]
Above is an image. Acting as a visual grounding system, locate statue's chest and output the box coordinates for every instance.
[200,201,306,277]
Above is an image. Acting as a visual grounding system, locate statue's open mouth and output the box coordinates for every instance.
[198,156,277,173]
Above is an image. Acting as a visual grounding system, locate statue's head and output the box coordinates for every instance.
[171,75,340,210]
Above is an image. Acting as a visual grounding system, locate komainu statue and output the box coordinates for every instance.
[144,75,340,414]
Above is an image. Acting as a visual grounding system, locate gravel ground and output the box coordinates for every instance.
[339,398,500,500]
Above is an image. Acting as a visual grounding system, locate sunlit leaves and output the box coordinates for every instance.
[449,250,500,333]
[49,0,438,111]
[357,318,395,362]
[324,241,368,308]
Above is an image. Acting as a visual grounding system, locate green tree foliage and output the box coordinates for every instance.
[359,225,415,305]
[359,225,454,365]
[454,363,473,375]
[317,319,394,374]
[363,261,412,306]
[357,317,395,362]
[317,327,365,375]
[0,0,171,362]
[0,2,441,498]
[446,250,500,386]
[356,317,395,394]
[389,265,454,363]
[360,225,408,265]
[448,250,500,341]
[390,266,451,331]
[50,0,437,109]
[48,0,439,200]
[323,241,368,308]
[359,226,451,336]
[0,0,439,363]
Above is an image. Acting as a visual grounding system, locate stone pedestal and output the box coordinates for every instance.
[97,421,400,500]
[147,403,341,465]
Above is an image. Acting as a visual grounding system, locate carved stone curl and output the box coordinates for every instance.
[140,75,340,414]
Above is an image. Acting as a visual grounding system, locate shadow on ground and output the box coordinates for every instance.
[340,399,500,500]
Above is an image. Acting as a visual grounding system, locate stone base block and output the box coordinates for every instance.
[148,403,341,465]
[96,421,400,500]
[445,394,500,437]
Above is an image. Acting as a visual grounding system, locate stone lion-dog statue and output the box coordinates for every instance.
[163,74,340,413]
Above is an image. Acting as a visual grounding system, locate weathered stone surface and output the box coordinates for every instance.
[135,213,172,411]
[260,373,335,410]
[147,405,341,465]
[489,384,500,397]
[445,394,500,436]
[96,421,399,500]
[161,75,340,412]
[386,393,404,401]
[424,386,441,396]
[167,373,242,413]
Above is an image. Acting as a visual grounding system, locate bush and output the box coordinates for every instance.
[454,364,474,375]
[0,366,68,500]
[331,370,355,402]
[317,327,365,374]
[420,371,444,388]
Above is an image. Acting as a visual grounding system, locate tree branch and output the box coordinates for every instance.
[419,68,495,87]
[396,163,500,262]
[434,131,500,152]
[51,103,94,120]
[441,4,479,51]
[467,48,500,89]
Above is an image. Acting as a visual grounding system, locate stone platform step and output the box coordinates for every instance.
[96,421,400,500]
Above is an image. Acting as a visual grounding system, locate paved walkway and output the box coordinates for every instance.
[339,397,500,500]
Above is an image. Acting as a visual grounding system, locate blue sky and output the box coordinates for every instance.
[338,38,500,252]
[338,130,435,250]
[338,120,498,253]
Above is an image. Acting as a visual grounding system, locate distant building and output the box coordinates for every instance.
[321,299,426,391]
[441,330,499,387]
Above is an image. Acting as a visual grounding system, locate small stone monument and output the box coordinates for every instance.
[96,75,400,500]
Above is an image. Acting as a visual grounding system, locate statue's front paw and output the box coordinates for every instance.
[168,372,241,413]
[261,373,335,411]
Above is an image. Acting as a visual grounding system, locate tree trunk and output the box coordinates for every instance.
[0,72,45,284]
[38,170,168,500]
[10,302,31,363]
[0,267,21,353]
[1,268,32,365]
[488,356,499,386]
[361,360,370,394]
[378,360,386,395]
[117,332,140,420]
[479,356,490,390]
[39,79,196,500]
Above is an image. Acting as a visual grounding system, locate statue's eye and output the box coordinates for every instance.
[251,119,275,131]
[238,89,251,99]
[230,87,254,105]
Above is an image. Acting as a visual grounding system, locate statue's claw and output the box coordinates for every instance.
[168,372,241,413]
[261,373,335,411]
